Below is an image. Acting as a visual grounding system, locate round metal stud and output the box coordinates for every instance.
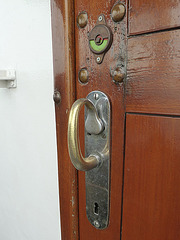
[78,68,89,84]
[112,67,125,83]
[77,12,88,28]
[111,3,126,22]
[53,90,61,104]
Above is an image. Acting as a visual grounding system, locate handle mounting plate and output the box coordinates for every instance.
[85,91,111,229]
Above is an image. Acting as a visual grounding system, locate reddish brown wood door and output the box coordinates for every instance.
[51,0,180,239]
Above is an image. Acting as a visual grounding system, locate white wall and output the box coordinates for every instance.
[0,0,61,239]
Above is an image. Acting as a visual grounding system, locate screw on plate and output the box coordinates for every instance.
[96,57,101,63]
[98,15,103,21]
[94,93,99,100]
[94,220,100,228]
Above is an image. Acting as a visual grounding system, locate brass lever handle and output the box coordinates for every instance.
[68,98,103,171]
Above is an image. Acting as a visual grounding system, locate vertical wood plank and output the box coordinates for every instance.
[51,0,79,239]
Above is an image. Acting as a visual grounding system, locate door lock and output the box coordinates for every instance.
[68,91,111,229]
[88,15,113,64]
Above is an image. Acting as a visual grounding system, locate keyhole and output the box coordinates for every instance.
[94,202,99,215]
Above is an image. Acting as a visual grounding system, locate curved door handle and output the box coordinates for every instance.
[68,98,103,171]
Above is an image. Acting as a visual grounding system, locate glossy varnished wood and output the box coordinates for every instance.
[126,30,180,115]
[129,0,180,35]
[122,114,180,240]
[51,0,79,239]
[75,0,127,239]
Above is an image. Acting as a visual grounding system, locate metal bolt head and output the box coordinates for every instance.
[111,3,126,22]
[53,90,61,104]
[112,67,125,83]
[77,12,88,28]
[78,68,89,84]
[94,220,100,228]
[98,15,103,22]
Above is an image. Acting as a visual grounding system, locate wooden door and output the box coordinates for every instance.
[51,0,180,239]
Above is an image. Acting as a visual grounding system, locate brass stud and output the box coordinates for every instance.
[53,90,61,104]
[111,3,126,22]
[77,12,88,28]
[78,68,89,84]
[112,67,125,83]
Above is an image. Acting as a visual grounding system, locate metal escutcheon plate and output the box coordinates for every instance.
[85,91,111,229]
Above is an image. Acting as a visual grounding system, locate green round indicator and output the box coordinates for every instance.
[89,39,108,52]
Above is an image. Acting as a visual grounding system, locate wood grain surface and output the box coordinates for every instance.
[75,0,127,239]
[51,0,79,239]
[129,0,180,35]
[122,114,180,240]
[126,30,180,115]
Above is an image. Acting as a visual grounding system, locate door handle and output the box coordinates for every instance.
[67,91,111,229]
[68,98,103,171]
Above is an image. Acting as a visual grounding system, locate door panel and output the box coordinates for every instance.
[122,114,180,240]
[126,30,180,115]
[129,0,180,35]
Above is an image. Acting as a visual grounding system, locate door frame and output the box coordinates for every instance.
[51,0,79,239]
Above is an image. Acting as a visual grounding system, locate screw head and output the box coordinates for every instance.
[111,3,126,22]
[77,12,88,28]
[94,220,100,228]
[94,93,99,100]
[78,68,89,84]
[98,15,103,21]
[96,57,101,63]
[53,90,61,104]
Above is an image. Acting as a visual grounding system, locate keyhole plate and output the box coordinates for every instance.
[85,91,111,229]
